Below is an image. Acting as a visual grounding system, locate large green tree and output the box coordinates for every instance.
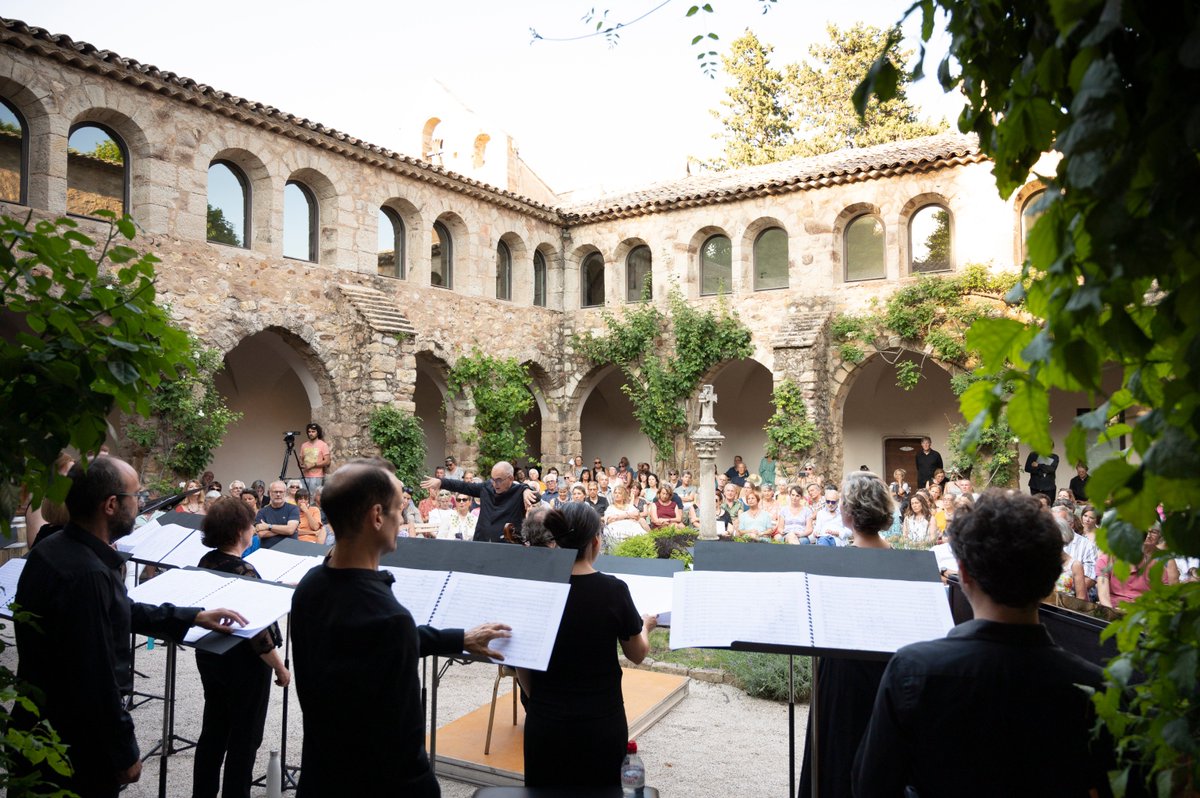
[709,23,943,169]
[857,1,1200,792]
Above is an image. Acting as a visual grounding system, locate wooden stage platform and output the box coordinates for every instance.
[431,668,689,787]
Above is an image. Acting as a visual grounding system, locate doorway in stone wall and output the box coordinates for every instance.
[883,437,925,489]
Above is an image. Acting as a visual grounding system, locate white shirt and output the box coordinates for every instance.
[1064,532,1098,580]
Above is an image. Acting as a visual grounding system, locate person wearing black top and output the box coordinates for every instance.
[422,460,537,542]
[518,503,656,789]
[853,491,1112,798]
[194,498,290,798]
[1024,451,1060,499]
[291,459,511,797]
[13,457,246,797]
[913,436,944,489]
[1069,462,1090,501]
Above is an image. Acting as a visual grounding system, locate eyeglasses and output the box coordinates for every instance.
[456,497,471,503]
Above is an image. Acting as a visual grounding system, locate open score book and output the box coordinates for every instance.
[669,570,954,655]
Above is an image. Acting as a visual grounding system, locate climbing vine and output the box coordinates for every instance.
[944,375,1019,488]
[369,405,428,498]
[127,338,241,488]
[448,350,534,472]
[831,265,1019,389]
[763,379,820,474]
[573,287,752,466]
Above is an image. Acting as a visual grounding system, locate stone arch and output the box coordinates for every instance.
[431,210,468,290]
[520,359,555,468]
[472,133,490,169]
[832,347,962,482]
[209,324,339,486]
[496,230,528,303]
[691,357,775,476]
[286,166,339,265]
[689,224,734,296]
[741,215,790,292]
[415,350,454,474]
[613,236,651,302]
[209,147,273,251]
[1012,180,1049,267]
[573,363,649,471]
[834,202,886,283]
[572,242,605,309]
[532,241,558,308]
[899,192,954,276]
[0,70,55,208]
[422,117,442,162]
[379,196,423,281]
[64,104,153,224]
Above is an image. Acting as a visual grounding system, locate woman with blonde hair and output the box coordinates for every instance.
[603,482,646,550]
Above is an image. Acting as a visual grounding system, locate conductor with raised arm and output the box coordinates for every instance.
[291,459,512,797]
[14,456,247,797]
[422,460,537,542]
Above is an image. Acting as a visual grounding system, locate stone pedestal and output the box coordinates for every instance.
[691,385,724,541]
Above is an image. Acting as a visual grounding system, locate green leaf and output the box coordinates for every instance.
[686,5,699,16]
[967,318,1033,374]
[1007,380,1052,455]
[107,360,140,385]
[1089,459,1136,505]
[1143,426,1200,480]
[1105,519,1146,564]
[1065,423,1089,466]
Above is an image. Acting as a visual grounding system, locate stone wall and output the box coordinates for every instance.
[0,24,1035,481]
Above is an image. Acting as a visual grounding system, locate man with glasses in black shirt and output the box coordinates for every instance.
[422,460,537,543]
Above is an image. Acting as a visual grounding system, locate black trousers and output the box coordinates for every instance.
[523,705,627,789]
[193,649,272,798]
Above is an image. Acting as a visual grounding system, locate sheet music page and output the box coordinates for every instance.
[158,531,214,569]
[429,571,570,671]
[931,543,957,573]
[117,518,163,553]
[247,549,323,584]
[128,568,293,640]
[668,571,811,650]
[609,572,674,617]
[0,558,26,616]
[380,566,450,625]
[807,574,954,654]
[128,524,194,564]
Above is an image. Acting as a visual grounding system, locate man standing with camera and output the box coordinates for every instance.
[299,423,332,490]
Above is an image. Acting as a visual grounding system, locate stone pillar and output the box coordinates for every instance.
[691,385,724,541]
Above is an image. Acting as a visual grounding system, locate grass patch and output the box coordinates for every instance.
[639,629,812,703]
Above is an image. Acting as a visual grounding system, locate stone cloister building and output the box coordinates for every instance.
[0,18,1100,486]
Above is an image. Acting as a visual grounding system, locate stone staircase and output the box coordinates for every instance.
[337,283,416,336]
[772,310,831,349]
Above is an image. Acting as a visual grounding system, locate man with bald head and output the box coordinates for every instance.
[292,459,511,796]
[422,460,537,543]
[254,479,300,548]
[15,456,246,796]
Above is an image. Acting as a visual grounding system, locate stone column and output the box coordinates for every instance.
[691,385,724,541]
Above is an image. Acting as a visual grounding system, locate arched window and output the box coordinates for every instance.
[533,251,547,307]
[626,245,652,302]
[700,234,732,296]
[496,241,512,301]
[207,160,248,247]
[67,124,127,218]
[378,208,405,278]
[753,227,788,290]
[910,204,951,273]
[581,252,605,307]
[283,181,318,261]
[1020,190,1046,263]
[431,221,453,289]
[844,215,885,281]
[0,98,27,204]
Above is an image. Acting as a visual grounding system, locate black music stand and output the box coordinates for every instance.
[380,538,575,774]
[690,541,946,798]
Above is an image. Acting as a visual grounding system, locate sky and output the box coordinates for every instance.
[5,0,962,194]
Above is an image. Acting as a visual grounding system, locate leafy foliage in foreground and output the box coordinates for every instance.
[369,405,428,500]
[860,1,1200,792]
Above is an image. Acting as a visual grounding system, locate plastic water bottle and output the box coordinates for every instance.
[621,739,645,796]
[266,750,283,798]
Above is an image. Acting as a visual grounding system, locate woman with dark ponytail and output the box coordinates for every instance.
[518,503,656,788]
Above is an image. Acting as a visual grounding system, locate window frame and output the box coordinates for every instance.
[377,206,406,279]
[207,159,251,249]
[699,234,733,297]
[283,179,319,263]
[908,203,953,275]
[843,213,887,282]
[533,250,547,307]
[752,227,789,291]
[496,240,512,301]
[625,245,652,302]
[1019,189,1047,264]
[431,220,454,290]
[581,251,605,308]
[67,121,130,221]
[0,97,29,206]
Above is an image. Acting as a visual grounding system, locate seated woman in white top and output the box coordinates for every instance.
[779,485,814,543]
[737,485,777,541]
[602,483,646,550]
[439,493,477,540]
